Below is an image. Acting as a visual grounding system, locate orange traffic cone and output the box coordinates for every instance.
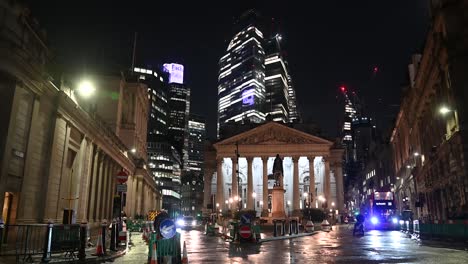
[149,242,157,264]
[181,241,188,264]
[95,229,104,256]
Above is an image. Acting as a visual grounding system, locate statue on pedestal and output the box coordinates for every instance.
[273,154,283,187]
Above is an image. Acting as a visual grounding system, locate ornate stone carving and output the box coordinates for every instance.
[235,128,320,145]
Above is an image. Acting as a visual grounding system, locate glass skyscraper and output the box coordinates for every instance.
[217,10,300,138]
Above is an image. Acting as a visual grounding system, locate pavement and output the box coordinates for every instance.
[2,225,467,263]
[111,224,468,264]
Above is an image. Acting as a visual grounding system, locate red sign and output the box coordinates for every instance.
[239,225,251,239]
[116,170,129,184]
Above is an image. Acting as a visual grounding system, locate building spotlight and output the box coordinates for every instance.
[77,80,95,98]
[439,106,451,115]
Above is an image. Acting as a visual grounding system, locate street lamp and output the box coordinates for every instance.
[439,106,451,115]
[76,80,95,98]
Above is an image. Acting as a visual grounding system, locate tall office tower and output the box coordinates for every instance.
[164,63,191,168]
[287,75,301,123]
[185,114,206,174]
[217,10,266,137]
[264,34,291,123]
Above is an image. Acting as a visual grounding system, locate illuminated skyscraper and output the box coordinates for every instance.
[264,34,298,123]
[217,10,301,138]
[217,10,266,137]
[185,114,206,174]
[164,63,191,168]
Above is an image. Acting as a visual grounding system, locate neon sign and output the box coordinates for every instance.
[163,63,184,84]
[241,89,255,106]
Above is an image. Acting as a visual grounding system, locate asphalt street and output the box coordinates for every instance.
[114,225,468,263]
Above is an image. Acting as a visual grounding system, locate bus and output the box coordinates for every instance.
[367,191,399,230]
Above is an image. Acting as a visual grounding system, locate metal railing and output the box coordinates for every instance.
[0,223,83,263]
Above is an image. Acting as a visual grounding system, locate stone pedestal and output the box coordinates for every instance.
[271,186,286,218]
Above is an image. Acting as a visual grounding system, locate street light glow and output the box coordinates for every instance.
[331,202,335,207]
[77,80,95,98]
[414,152,420,156]
[252,192,256,198]
[439,106,451,115]
[131,148,136,153]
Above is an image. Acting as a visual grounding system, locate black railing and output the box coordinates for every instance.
[0,223,84,263]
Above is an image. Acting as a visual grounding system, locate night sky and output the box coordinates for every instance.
[26,0,430,139]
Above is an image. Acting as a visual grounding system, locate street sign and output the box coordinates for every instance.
[239,225,252,239]
[240,213,252,225]
[116,170,129,184]
[159,219,176,239]
[116,184,127,192]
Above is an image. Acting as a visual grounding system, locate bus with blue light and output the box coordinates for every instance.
[367,191,399,230]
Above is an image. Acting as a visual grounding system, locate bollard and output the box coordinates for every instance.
[78,222,87,261]
[0,218,4,245]
[281,220,285,236]
[273,221,277,237]
[41,221,54,263]
[110,219,117,251]
[101,220,107,254]
[289,221,292,236]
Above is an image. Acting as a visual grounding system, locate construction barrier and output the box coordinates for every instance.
[148,232,182,263]
[401,219,468,241]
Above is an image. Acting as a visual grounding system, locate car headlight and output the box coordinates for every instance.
[176,219,184,226]
[192,220,196,226]
[371,216,378,225]
[392,217,398,224]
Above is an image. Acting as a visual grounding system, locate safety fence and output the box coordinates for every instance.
[0,221,126,263]
[0,224,80,263]
[401,219,468,241]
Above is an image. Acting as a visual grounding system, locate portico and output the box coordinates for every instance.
[204,122,344,217]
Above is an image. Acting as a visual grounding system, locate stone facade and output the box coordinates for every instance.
[391,0,468,220]
[0,1,161,229]
[204,122,344,217]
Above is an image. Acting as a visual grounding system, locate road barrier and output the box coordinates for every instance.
[400,219,468,241]
[148,232,182,263]
[0,223,83,263]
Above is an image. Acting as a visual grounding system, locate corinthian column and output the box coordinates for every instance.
[216,157,224,211]
[246,157,254,210]
[231,157,238,211]
[292,156,300,215]
[324,158,331,206]
[308,156,315,206]
[262,156,269,216]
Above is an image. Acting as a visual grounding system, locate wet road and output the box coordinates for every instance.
[116,225,468,263]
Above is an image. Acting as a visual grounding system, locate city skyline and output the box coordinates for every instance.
[25,0,430,139]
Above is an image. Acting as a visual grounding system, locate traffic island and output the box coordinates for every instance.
[258,231,319,243]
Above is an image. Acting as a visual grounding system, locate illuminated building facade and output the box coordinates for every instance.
[164,63,191,169]
[264,34,292,123]
[217,10,301,138]
[217,12,266,137]
[185,114,206,174]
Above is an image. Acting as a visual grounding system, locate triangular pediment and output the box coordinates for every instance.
[215,122,333,147]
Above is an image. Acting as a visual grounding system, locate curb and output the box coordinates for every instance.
[51,249,127,264]
[258,231,318,243]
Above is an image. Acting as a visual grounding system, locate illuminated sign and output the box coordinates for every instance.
[241,88,255,106]
[163,63,184,84]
